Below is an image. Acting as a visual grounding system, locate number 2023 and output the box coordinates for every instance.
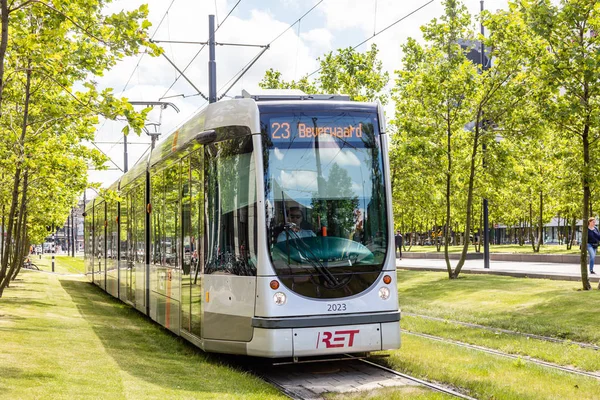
[327,303,347,312]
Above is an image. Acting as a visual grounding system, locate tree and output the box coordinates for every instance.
[0,0,160,296]
[393,0,540,278]
[520,0,600,290]
[260,43,389,104]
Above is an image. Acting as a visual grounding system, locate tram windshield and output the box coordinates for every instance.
[262,109,388,299]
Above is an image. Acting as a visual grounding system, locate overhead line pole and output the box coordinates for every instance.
[481,0,490,269]
[209,15,217,103]
[123,134,128,173]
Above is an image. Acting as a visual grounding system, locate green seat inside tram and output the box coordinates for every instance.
[274,236,374,266]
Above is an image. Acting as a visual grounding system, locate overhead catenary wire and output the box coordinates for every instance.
[120,0,178,96]
[90,0,178,159]
[155,0,325,140]
[215,0,325,100]
[90,142,123,172]
[159,0,242,100]
[307,0,436,78]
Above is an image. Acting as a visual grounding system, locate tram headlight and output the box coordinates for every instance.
[273,292,287,305]
[378,287,390,300]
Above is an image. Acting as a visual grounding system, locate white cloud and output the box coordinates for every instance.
[301,28,333,53]
[89,0,510,191]
[279,170,318,192]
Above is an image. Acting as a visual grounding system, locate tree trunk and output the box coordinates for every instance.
[452,109,482,278]
[0,65,31,298]
[1,205,4,262]
[9,171,29,283]
[534,191,543,252]
[0,0,10,112]
[568,216,576,250]
[581,119,592,290]
[529,203,537,252]
[444,117,453,277]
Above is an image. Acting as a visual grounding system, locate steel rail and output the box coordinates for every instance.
[404,330,600,381]
[404,312,600,351]
[358,358,478,400]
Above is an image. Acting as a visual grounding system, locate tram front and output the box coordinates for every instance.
[251,100,400,358]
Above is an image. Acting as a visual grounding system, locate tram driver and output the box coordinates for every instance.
[277,206,316,243]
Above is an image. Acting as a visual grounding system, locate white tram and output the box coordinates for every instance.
[84,90,400,358]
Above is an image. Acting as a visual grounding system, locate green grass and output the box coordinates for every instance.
[381,335,600,400]
[405,244,580,255]
[4,263,600,399]
[382,270,600,399]
[402,316,600,372]
[27,253,85,274]
[397,270,600,343]
[0,271,284,399]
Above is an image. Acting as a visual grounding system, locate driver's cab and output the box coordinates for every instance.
[273,204,316,244]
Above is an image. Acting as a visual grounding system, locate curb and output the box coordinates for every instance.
[397,265,600,283]
[401,252,593,264]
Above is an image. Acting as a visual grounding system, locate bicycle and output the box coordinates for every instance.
[23,257,40,270]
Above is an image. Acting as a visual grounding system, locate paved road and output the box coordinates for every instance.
[397,257,600,284]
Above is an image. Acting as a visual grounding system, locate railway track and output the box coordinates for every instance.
[357,358,477,399]
[404,312,600,351]
[254,356,476,400]
[404,330,600,381]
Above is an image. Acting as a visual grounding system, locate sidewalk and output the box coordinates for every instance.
[397,256,600,283]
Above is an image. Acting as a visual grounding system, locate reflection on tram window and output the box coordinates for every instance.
[262,110,388,299]
[151,169,165,265]
[135,184,145,265]
[164,163,180,268]
[204,135,257,276]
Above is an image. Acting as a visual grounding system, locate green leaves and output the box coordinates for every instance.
[0,0,160,289]
[259,44,389,104]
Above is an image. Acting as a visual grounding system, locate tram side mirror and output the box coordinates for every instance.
[196,129,217,145]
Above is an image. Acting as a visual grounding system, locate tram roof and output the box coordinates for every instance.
[255,100,378,113]
[92,92,382,207]
[115,98,261,189]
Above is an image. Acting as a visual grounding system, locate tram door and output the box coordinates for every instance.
[202,136,257,342]
[94,201,105,290]
[149,162,181,333]
[133,183,145,312]
[181,152,204,338]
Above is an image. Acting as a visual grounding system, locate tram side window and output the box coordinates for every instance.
[151,169,165,265]
[182,157,192,275]
[190,151,204,276]
[120,194,129,262]
[95,202,104,263]
[204,136,257,276]
[164,163,180,268]
[135,183,145,264]
[107,201,117,260]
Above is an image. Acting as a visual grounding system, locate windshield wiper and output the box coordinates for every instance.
[282,223,343,289]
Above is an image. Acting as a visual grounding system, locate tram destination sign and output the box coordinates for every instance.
[268,114,375,142]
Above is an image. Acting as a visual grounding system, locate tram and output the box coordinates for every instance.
[84,89,400,358]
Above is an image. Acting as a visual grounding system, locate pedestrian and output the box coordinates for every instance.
[587,217,600,274]
[395,230,403,258]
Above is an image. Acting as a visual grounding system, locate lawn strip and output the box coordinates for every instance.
[404,244,579,255]
[398,270,600,344]
[0,271,285,399]
[379,335,600,400]
[402,315,600,373]
[404,312,600,350]
[31,254,85,274]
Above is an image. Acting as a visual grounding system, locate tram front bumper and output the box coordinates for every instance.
[246,311,401,358]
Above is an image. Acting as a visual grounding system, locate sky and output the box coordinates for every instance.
[87,0,509,196]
